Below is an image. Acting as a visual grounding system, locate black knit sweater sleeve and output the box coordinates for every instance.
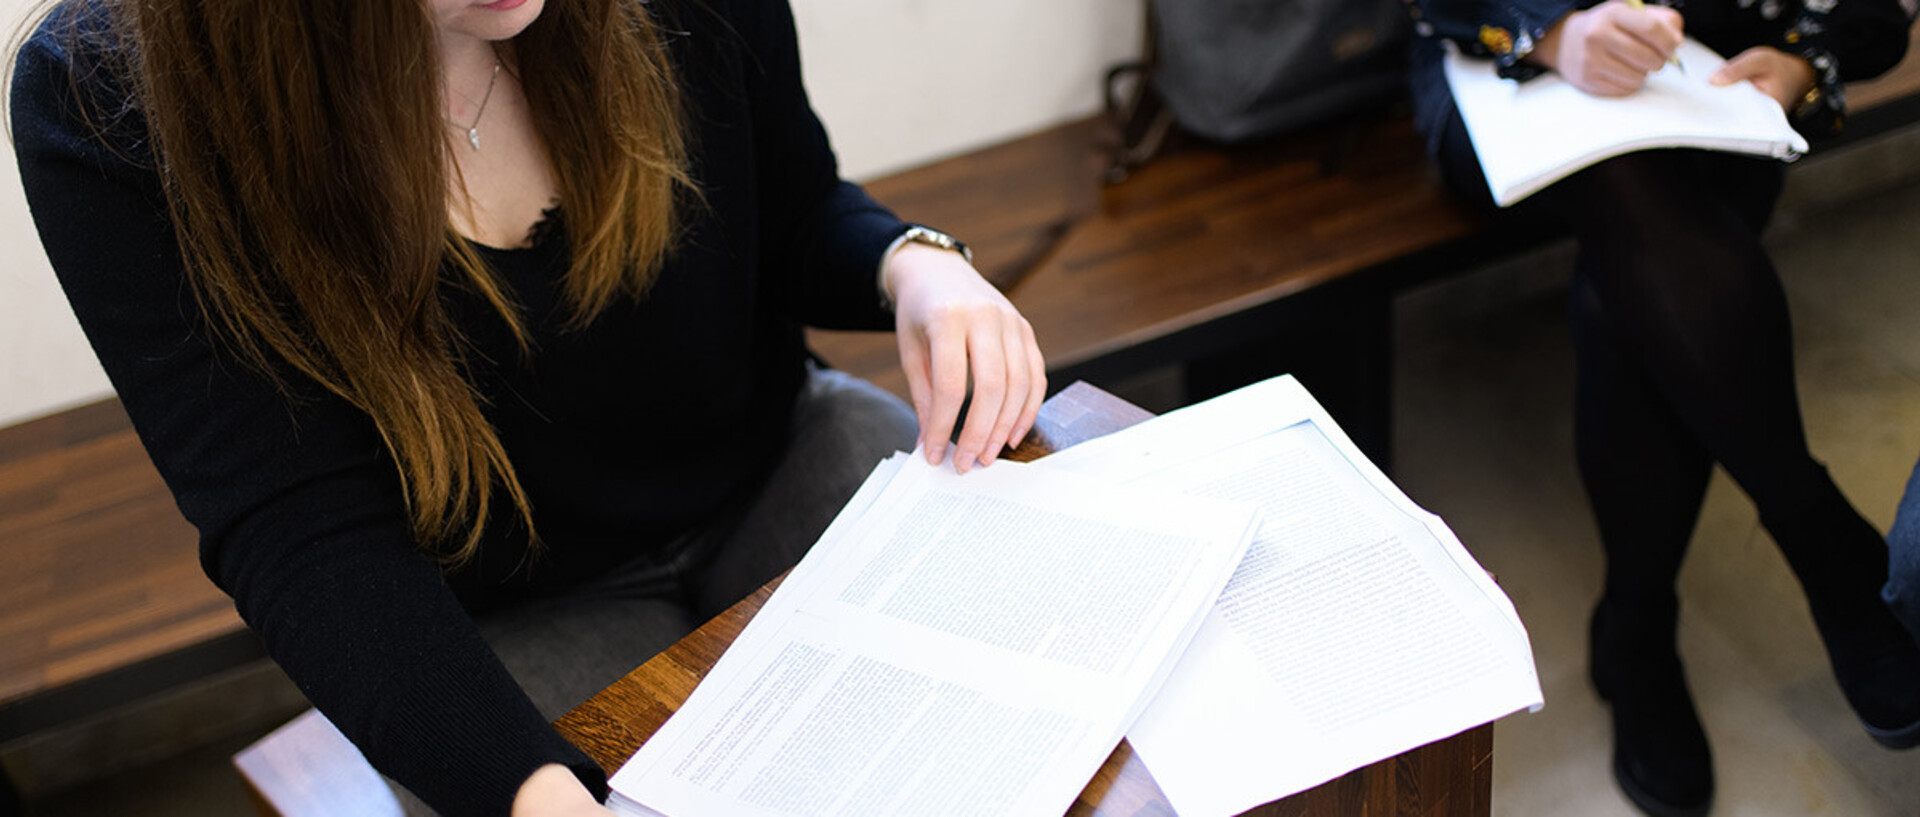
[735,0,907,331]
[9,15,603,817]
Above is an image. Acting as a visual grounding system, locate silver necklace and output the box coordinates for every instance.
[453,61,502,151]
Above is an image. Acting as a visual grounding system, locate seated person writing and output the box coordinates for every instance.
[1405,0,1920,814]
[8,0,1045,814]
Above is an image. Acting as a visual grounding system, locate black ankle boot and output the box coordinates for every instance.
[1591,596,1713,817]
[1803,581,1920,748]
[1772,509,1920,748]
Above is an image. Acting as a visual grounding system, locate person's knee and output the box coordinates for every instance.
[795,366,918,459]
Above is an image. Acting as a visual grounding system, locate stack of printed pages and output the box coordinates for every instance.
[608,376,1543,816]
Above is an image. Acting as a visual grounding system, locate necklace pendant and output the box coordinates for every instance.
[467,127,482,151]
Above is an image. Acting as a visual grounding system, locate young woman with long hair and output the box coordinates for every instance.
[10,0,1045,813]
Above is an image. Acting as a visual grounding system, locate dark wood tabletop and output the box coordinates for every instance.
[553,382,1492,816]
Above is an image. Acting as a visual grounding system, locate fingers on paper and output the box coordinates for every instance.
[921,317,972,468]
[1013,324,1046,451]
[1709,48,1771,85]
[950,310,1044,472]
[974,318,1044,468]
[950,328,1007,473]
[897,331,941,462]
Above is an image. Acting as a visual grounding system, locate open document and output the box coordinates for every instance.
[608,454,1261,816]
[1040,375,1543,817]
[1445,37,1807,207]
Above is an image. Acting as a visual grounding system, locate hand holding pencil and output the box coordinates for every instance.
[1531,0,1685,98]
[1620,0,1687,73]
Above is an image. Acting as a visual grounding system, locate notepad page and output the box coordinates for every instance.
[1444,38,1809,207]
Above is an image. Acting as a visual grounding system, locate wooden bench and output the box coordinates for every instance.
[0,399,265,814]
[3,28,1917,815]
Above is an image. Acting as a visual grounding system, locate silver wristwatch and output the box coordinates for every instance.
[900,225,972,264]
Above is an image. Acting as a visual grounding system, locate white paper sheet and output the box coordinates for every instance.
[1040,375,1544,817]
[609,455,1261,817]
[1444,38,1808,207]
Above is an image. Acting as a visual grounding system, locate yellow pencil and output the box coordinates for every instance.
[1620,0,1686,72]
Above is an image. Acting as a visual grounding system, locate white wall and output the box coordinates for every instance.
[791,0,1143,181]
[0,0,110,429]
[0,0,1143,429]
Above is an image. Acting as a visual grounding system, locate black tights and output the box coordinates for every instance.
[1545,150,1885,607]
[1415,46,1916,740]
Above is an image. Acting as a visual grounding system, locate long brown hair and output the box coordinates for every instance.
[95,0,693,563]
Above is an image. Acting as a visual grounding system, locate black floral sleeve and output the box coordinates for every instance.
[1406,0,1596,80]
[1780,0,1916,134]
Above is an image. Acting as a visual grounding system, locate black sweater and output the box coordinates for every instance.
[10,1,907,813]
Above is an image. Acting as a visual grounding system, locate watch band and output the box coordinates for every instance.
[900,225,973,264]
[878,225,975,310]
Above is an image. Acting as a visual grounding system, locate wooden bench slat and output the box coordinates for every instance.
[0,401,238,717]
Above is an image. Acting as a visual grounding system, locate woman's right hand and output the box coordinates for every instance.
[512,764,618,817]
[1532,1,1685,97]
[885,243,1046,473]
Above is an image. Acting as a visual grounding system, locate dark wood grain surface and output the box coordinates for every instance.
[554,382,1495,816]
[0,400,236,712]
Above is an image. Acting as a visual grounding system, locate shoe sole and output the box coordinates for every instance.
[1613,749,1712,817]
[1866,715,1920,750]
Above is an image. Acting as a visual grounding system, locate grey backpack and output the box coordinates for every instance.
[1107,0,1410,174]
[1153,0,1409,142]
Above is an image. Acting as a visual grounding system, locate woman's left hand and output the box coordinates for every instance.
[885,243,1046,473]
[1710,46,1816,110]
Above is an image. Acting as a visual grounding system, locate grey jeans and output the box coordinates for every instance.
[394,364,917,814]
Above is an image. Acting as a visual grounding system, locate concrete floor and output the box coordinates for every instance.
[16,127,1920,816]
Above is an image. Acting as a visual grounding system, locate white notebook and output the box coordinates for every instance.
[1444,38,1808,207]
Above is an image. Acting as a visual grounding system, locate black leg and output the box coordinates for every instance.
[1,767,23,817]
[1184,287,1395,469]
